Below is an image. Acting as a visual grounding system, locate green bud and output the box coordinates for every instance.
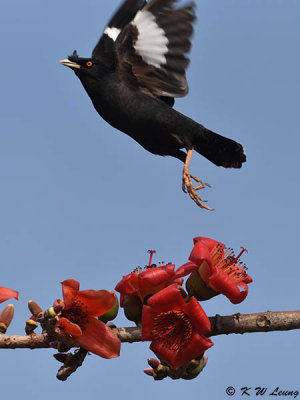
[98,291,119,323]
[123,295,143,324]
[182,355,208,380]
[0,322,7,333]
[25,318,39,334]
[153,365,168,380]
[44,307,57,319]
[57,341,71,353]
[186,359,200,371]
[186,271,218,301]
[167,365,186,380]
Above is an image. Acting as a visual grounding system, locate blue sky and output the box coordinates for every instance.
[1,0,299,398]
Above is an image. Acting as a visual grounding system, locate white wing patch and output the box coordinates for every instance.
[104,26,121,41]
[132,10,169,68]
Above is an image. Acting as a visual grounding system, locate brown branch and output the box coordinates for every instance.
[0,332,50,348]
[0,310,299,350]
[208,310,300,336]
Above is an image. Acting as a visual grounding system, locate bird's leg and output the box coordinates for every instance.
[182,149,213,210]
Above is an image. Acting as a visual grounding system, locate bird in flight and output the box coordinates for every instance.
[60,0,246,210]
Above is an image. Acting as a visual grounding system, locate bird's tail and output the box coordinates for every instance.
[192,125,246,168]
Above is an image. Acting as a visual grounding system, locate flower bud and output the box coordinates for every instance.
[44,306,57,319]
[153,364,168,381]
[186,271,218,301]
[53,352,72,364]
[53,302,63,315]
[98,291,119,323]
[144,368,154,377]
[25,317,39,334]
[123,295,143,324]
[166,365,185,380]
[0,304,14,330]
[147,358,160,369]
[182,354,208,380]
[57,341,71,353]
[28,300,43,317]
[144,360,168,380]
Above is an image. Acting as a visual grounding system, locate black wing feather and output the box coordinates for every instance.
[114,0,196,98]
[92,0,146,66]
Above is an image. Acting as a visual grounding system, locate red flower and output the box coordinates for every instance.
[115,263,184,304]
[142,284,213,369]
[184,236,252,304]
[54,279,120,359]
[0,287,19,303]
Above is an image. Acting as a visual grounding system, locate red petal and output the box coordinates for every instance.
[76,290,117,317]
[75,317,121,358]
[189,241,213,268]
[61,279,79,310]
[150,329,213,370]
[141,305,155,341]
[115,273,138,296]
[139,265,174,286]
[175,262,197,278]
[0,287,18,303]
[208,269,249,304]
[229,282,249,304]
[138,266,175,299]
[57,317,82,336]
[150,340,178,369]
[244,275,253,284]
[193,237,224,252]
[151,332,213,369]
[147,284,185,313]
[173,332,213,368]
[198,260,213,282]
[184,296,211,334]
[173,278,184,286]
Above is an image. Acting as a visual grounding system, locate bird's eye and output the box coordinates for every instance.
[86,61,93,67]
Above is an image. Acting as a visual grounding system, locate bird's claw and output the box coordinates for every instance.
[182,171,213,211]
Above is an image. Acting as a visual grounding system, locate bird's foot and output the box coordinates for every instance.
[182,171,213,211]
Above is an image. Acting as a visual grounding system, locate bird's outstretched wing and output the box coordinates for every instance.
[92,0,147,67]
[114,0,196,98]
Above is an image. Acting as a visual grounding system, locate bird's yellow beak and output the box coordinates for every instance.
[59,59,81,69]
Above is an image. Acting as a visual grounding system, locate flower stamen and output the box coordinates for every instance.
[233,247,248,264]
[152,310,193,351]
[210,244,248,284]
[61,298,89,329]
[147,250,156,266]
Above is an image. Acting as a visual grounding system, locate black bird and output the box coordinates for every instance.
[60,0,246,209]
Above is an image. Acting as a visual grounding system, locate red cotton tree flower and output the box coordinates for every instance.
[115,262,183,302]
[54,279,121,359]
[0,287,19,303]
[142,284,213,370]
[178,237,252,304]
[115,250,186,306]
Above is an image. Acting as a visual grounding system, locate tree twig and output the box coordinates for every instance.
[56,348,88,381]
[0,310,299,349]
